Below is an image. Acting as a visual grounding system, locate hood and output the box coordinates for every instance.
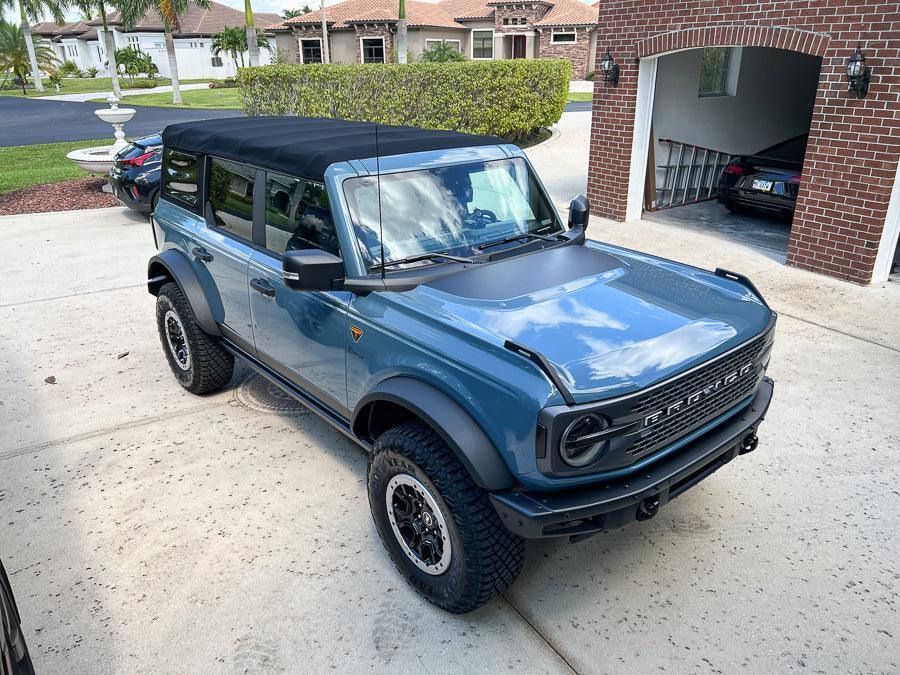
[410,243,773,403]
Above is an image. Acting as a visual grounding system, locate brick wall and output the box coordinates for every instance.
[354,24,394,63]
[588,1,900,284]
[493,3,551,31]
[538,27,592,79]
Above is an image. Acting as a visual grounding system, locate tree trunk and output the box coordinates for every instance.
[320,0,330,64]
[245,0,259,68]
[19,1,44,93]
[396,0,407,64]
[100,0,121,98]
[164,27,181,104]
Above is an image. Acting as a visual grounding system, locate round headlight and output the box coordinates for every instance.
[560,414,610,468]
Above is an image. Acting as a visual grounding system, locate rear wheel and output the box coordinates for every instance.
[155,282,233,394]
[368,421,524,613]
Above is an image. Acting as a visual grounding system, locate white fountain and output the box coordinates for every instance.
[66,95,137,174]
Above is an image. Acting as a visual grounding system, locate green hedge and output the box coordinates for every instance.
[237,60,571,140]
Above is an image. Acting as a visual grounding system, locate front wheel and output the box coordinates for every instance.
[368,421,524,613]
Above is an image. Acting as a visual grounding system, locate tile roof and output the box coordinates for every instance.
[282,0,465,30]
[438,0,494,21]
[534,0,599,26]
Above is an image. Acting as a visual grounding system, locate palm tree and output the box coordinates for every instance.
[280,6,310,19]
[118,0,209,104]
[243,0,258,67]
[211,24,267,71]
[73,0,121,97]
[396,0,406,64]
[0,18,58,93]
[0,0,65,92]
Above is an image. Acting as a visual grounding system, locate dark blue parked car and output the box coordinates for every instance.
[108,133,162,214]
[148,117,776,613]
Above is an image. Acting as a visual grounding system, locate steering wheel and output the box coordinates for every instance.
[465,208,499,229]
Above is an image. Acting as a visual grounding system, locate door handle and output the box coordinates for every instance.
[250,277,276,298]
[192,246,213,263]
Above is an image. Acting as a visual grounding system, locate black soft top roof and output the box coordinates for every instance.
[162,116,503,182]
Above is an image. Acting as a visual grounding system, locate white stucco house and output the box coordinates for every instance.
[32,1,281,80]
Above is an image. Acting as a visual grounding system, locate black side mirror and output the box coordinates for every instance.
[282,249,344,291]
[568,195,590,231]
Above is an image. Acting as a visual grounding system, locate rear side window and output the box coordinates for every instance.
[208,157,255,242]
[263,171,340,258]
[162,148,199,207]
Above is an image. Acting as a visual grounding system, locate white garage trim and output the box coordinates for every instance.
[872,157,900,283]
[626,57,658,222]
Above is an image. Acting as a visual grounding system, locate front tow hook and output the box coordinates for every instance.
[739,434,759,455]
[636,495,660,521]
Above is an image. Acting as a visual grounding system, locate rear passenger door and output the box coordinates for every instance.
[248,170,350,416]
[192,157,258,348]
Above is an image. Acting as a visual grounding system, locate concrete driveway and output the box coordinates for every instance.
[1,137,898,672]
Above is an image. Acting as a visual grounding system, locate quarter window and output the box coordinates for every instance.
[472,30,493,59]
[264,172,340,258]
[208,157,254,241]
[162,148,200,208]
[361,38,385,64]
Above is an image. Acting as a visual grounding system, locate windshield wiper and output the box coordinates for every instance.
[477,232,564,251]
[371,252,481,271]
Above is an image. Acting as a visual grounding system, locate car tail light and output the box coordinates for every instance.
[788,173,802,184]
[723,164,748,175]
[131,185,140,199]
[121,151,154,167]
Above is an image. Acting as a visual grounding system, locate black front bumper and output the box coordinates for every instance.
[491,378,774,539]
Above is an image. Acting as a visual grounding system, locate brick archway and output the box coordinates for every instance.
[587,2,900,285]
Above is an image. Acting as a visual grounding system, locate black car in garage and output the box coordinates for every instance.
[108,134,162,214]
[718,133,806,221]
[1,559,34,675]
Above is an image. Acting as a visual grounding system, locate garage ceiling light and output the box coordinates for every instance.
[599,48,619,87]
[846,43,871,98]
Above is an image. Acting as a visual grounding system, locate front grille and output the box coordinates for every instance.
[627,330,772,457]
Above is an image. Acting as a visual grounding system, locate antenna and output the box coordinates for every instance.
[374,122,386,280]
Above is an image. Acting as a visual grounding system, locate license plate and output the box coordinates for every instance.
[751,178,773,192]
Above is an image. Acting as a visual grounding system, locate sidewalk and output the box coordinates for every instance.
[41,82,211,103]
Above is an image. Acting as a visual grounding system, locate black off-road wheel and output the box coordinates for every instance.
[155,282,233,394]
[368,421,525,613]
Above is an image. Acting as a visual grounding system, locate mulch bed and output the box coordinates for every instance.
[0,178,119,216]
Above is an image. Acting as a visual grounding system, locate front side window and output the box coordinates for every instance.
[698,47,731,97]
[264,171,340,257]
[472,30,493,59]
[208,157,254,241]
[361,38,385,64]
[300,39,322,64]
[162,148,199,208]
[343,158,562,270]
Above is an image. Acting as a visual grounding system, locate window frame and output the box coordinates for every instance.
[424,38,461,52]
[697,46,733,98]
[359,36,386,64]
[471,29,494,60]
[550,29,577,44]
[299,37,323,64]
[161,147,204,214]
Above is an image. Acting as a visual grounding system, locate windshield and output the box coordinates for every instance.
[343,158,563,270]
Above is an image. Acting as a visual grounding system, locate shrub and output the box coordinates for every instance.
[85,66,99,78]
[238,60,571,140]
[419,41,466,63]
[59,60,82,77]
[121,77,159,89]
[584,70,595,81]
[209,77,238,89]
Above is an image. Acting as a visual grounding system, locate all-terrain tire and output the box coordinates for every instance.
[155,282,233,394]
[368,420,525,613]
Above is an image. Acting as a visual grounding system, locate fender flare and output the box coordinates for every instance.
[352,377,517,491]
[147,249,222,336]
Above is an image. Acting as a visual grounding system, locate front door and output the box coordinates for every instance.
[248,170,350,415]
[512,35,526,59]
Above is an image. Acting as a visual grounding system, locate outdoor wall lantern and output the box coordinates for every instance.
[846,43,871,98]
[599,48,619,87]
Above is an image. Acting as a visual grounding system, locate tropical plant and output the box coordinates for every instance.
[419,40,465,63]
[59,59,83,76]
[243,0,258,67]
[73,0,122,97]
[0,0,65,92]
[118,0,210,104]
[0,18,58,93]
[85,65,98,77]
[211,24,268,70]
[271,45,290,64]
[115,44,156,80]
[281,6,310,19]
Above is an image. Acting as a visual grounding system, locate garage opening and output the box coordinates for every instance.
[641,47,822,261]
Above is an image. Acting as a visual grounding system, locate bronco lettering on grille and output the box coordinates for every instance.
[643,362,753,428]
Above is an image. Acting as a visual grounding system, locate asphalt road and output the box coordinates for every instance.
[0,96,592,146]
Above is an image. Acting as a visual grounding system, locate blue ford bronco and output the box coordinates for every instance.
[148,117,775,613]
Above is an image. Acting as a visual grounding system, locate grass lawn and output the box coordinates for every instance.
[89,87,242,108]
[0,77,210,98]
[0,140,109,194]
[567,92,593,102]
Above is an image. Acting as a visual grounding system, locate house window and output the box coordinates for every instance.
[550,29,576,44]
[424,39,460,53]
[502,18,509,25]
[300,38,323,64]
[472,30,493,59]
[360,37,385,64]
[127,36,140,48]
[211,56,223,67]
[698,47,732,97]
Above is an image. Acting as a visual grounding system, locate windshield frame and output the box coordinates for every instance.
[341,155,565,272]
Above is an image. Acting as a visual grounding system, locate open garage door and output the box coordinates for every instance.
[640,47,822,260]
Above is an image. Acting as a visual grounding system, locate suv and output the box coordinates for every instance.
[148,117,775,613]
